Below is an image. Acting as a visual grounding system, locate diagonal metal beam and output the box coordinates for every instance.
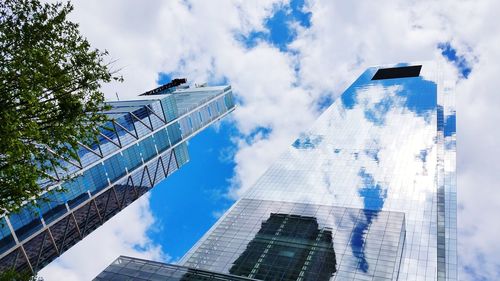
[140,166,152,189]
[34,231,48,270]
[78,142,103,158]
[130,112,153,132]
[113,120,138,140]
[19,246,33,273]
[47,228,59,256]
[146,105,167,124]
[172,149,179,172]
[71,213,82,238]
[98,131,121,149]
[80,203,93,236]
[92,199,103,224]
[111,121,122,147]
[101,189,112,219]
[165,150,173,176]
[58,216,71,253]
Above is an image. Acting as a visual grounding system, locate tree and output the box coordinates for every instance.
[0,0,120,215]
[0,268,42,281]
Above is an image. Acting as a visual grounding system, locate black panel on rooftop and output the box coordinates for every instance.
[372,65,422,80]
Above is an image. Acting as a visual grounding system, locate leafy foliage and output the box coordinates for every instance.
[0,0,120,214]
[0,268,42,281]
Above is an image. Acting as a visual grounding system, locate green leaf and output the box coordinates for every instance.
[0,0,121,215]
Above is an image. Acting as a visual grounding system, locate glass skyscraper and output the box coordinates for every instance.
[96,62,457,281]
[0,81,236,274]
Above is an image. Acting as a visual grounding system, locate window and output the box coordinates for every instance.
[154,129,171,152]
[85,163,108,194]
[188,116,193,130]
[167,123,182,145]
[123,144,142,171]
[139,136,157,162]
[104,153,127,182]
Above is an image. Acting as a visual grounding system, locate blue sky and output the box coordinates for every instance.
[148,123,236,261]
[439,42,473,78]
[39,1,500,280]
[238,0,311,51]
[150,1,316,260]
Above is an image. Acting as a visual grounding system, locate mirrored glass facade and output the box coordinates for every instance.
[96,62,457,281]
[95,256,257,281]
[0,83,235,274]
[180,199,405,281]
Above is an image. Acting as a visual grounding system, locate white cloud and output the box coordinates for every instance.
[39,194,167,281]
[454,17,500,279]
[37,0,500,280]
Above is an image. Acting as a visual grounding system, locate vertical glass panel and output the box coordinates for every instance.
[160,95,179,122]
[224,93,235,109]
[38,190,68,224]
[167,123,182,145]
[104,153,127,183]
[84,163,108,194]
[178,118,192,137]
[62,175,89,208]
[139,136,157,163]
[8,205,42,241]
[173,143,189,167]
[123,144,142,171]
[215,101,221,113]
[188,116,193,130]
[153,129,171,153]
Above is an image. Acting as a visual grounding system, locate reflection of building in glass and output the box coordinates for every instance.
[180,199,406,281]
[96,63,457,281]
[229,213,336,281]
[0,81,235,274]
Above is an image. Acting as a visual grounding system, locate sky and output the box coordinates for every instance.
[38,0,500,280]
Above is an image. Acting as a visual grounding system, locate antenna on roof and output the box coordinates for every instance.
[140,78,187,96]
[115,92,120,101]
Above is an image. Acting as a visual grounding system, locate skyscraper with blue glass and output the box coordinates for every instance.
[0,81,236,274]
[96,62,457,281]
